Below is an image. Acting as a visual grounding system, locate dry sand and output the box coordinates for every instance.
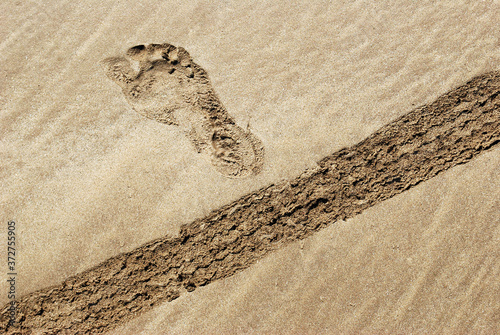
[1,0,499,334]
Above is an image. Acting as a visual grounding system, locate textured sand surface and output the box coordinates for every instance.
[112,147,499,335]
[2,71,499,334]
[1,0,499,333]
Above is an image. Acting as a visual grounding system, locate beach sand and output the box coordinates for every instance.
[1,0,499,333]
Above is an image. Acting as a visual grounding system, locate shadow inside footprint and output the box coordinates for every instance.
[102,43,264,178]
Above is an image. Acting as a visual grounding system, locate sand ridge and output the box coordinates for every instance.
[1,70,499,334]
[103,43,265,178]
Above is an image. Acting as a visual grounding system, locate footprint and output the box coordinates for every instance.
[102,43,264,178]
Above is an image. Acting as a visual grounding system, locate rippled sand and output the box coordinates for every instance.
[1,0,499,333]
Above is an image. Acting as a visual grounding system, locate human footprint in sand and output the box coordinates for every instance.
[102,43,264,178]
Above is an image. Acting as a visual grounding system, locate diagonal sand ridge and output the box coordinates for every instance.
[1,70,499,334]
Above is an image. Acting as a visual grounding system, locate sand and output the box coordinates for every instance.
[1,0,499,334]
[112,146,500,335]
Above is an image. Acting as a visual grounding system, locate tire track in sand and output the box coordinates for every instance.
[1,71,499,334]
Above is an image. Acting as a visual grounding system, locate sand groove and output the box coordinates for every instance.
[1,71,499,334]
